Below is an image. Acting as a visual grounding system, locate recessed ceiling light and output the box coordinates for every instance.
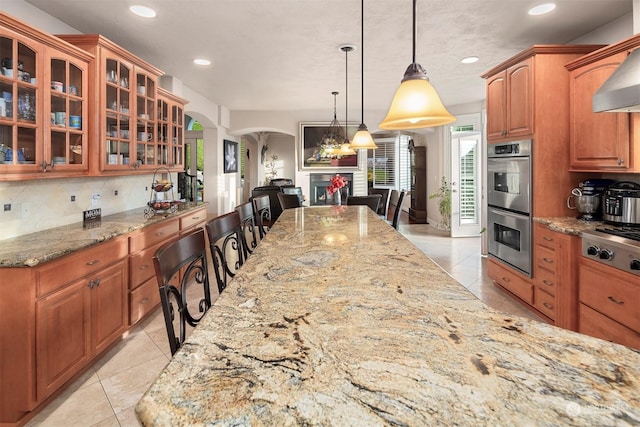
[528,3,556,16]
[193,58,211,66]
[129,5,157,18]
[461,56,479,64]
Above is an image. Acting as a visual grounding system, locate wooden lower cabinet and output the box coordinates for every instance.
[579,257,640,349]
[36,259,127,400]
[0,206,205,425]
[488,257,534,304]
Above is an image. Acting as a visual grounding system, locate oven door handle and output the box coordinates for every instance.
[489,207,530,220]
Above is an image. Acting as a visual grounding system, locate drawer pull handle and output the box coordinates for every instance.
[542,302,554,310]
[140,297,150,305]
[192,216,200,220]
[542,257,553,264]
[542,280,554,287]
[502,277,510,283]
[543,236,553,241]
[607,296,624,305]
[86,259,100,266]
[139,264,149,270]
[155,232,165,237]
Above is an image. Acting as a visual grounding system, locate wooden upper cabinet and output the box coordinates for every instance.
[566,41,640,172]
[484,57,533,141]
[157,87,187,171]
[56,34,164,173]
[0,12,92,181]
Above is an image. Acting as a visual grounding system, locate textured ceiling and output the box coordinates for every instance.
[22,0,634,113]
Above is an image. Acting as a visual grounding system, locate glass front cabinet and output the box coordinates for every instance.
[157,87,186,171]
[0,13,91,178]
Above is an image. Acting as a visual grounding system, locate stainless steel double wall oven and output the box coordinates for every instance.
[487,139,533,276]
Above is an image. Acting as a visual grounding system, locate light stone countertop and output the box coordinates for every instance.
[533,216,603,236]
[136,206,640,426]
[0,202,207,267]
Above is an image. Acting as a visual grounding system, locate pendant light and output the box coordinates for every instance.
[321,91,346,156]
[379,0,455,130]
[337,45,356,156]
[350,0,377,150]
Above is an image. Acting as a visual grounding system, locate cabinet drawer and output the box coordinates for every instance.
[534,287,556,320]
[129,240,167,290]
[534,224,557,250]
[180,207,207,231]
[488,258,533,304]
[37,237,128,297]
[579,304,640,349]
[129,219,179,254]
[579,260,640,331]
[534,245,557,275]
[534,266,556,295]
[129,277,161,325]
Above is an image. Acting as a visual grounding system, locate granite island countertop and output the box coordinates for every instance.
[0,202,207,267]
[136,206,640,427]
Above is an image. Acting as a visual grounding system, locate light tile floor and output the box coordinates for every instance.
[26,222,543,427]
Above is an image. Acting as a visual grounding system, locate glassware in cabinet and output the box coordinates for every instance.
[104,58,132,167]
[47,55,88,170]
[134,70,157,167]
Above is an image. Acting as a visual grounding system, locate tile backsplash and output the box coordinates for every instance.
[0,174,177,241]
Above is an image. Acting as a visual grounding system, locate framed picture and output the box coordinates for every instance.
[299,121,360,170]
[223,139,238,173]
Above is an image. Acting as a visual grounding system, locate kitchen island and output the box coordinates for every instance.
[136,206,640,426]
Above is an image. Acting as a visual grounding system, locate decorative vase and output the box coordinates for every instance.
[335,189,342,206]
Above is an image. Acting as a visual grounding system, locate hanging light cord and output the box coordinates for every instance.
[412,0,417,64]
[360,0,365,125]
[345,47,348,138]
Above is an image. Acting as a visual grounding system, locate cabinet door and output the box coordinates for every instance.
[91,261,128,355]
[134,69,157,168]
[506,58,533,138]
[103,56,134,169]
[486,70,507,140]
[46,50,89,172]
[36,280,90,400]
[171,102,184,169]
[0,30,43,174]
[569,51,631,170]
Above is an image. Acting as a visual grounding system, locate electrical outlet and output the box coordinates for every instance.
[145,186,148,191]
[71,195,76,202]
[114,190,118,196]
[3,203,10,212]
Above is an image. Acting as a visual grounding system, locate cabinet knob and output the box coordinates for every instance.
[617,158,624,165]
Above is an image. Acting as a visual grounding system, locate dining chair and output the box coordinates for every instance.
[235,201,258,259]
[153,228,213,356]
[388,190,407,230]
[252,194,271,239]
[368,187,390,217]
[345,194,382,213]
[282,186,304,205]
[205,211,245,294]
[277,192,302,210]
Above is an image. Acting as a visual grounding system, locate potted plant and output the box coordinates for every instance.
[429,177,451,230]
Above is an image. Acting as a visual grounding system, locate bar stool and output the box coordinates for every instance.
[205,211,245,294]
[277,192,302,210]
[345,194,382,213]
[387,190,407,229]
[252,194,271,239]
[153,228,212,356]
[235,201,258,258]
[368,187,390,217]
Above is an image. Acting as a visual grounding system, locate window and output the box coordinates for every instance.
[368,134,412,190]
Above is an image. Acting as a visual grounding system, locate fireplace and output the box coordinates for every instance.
[309,173,353,206]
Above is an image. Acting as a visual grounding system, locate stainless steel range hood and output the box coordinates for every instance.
[593,48,640,112]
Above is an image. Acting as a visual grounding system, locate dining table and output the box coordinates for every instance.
[136,205,640,426]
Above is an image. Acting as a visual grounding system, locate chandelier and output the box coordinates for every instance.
[320,91,346,157]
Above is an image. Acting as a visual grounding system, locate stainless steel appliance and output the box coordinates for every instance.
[582,226,640,276]
[567,179,614,221]
[487,139,532,276]
[603,181,640,225]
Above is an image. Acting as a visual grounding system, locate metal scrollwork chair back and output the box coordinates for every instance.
[153,228,212,356]
[235,201,258,259]
[205,211,245,294]
[252,194,271,239]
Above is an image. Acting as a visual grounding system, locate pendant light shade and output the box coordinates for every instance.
[350,0,378,150]
[379,0,455,130]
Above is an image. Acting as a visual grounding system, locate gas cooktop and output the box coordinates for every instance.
[582,226,640,275]
[595,225,640,243]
